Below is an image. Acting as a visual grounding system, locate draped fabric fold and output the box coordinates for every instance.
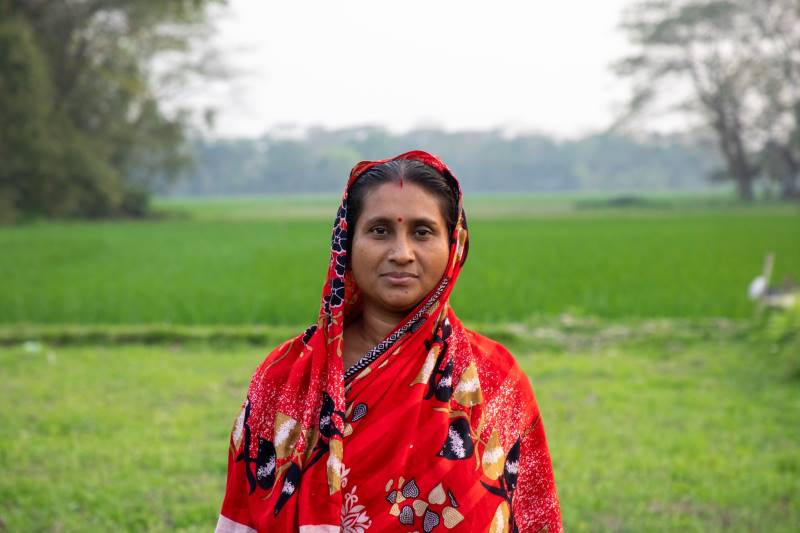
[217,150,562,532]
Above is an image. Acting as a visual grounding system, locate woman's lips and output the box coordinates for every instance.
[382,272,417,284]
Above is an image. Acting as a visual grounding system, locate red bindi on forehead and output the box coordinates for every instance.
[397,217,403,222]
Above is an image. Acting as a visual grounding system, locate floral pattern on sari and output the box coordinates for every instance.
[385,478,464,531]
[340,462,371,532]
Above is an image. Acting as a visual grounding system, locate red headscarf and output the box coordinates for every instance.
[217,151,561,532]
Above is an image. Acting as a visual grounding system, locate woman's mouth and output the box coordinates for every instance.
[382,272,417,284]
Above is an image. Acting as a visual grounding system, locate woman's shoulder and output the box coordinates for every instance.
[459,326,542,438]
[462,327,525,376]
[247,326,314,387]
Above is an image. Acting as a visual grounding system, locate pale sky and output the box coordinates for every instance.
[198,0,637,139]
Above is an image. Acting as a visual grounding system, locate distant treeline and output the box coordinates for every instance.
[161,127,721,195]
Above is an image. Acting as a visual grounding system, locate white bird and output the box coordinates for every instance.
[748,253,773,300]
[748,253,798,310]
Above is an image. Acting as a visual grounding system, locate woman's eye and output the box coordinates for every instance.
[370,226,387,236]
[415,228,432,237]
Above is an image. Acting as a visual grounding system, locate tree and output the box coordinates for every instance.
[0,17,60,222]
[743,0,800,199]
[615,0,800,201]
[0,0,225,221]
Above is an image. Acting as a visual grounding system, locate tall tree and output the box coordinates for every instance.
[744,0,800,199]
[0,16,61,222]
[615,0,800,201]
[0,0,225,221]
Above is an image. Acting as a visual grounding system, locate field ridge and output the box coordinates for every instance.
[1,316,752,351]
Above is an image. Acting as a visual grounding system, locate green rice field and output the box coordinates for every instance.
[1,195,798,325]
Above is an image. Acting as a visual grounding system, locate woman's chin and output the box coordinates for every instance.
[378,292,425,315]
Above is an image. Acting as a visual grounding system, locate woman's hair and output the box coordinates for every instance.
[345,159,460,254]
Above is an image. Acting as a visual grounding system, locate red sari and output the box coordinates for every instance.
[217,151,561,532]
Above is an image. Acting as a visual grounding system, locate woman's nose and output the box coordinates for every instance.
[388,235,414,264]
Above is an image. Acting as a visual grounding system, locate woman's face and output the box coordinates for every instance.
[350,181,451,316]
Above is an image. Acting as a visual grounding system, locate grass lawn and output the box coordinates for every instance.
[1,325,797,531]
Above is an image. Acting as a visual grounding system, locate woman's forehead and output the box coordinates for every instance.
[357,181,448,221]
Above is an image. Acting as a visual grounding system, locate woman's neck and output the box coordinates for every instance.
[343,301,406,370]
[356,301,405,346]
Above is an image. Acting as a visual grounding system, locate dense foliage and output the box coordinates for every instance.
[0,0,223,222]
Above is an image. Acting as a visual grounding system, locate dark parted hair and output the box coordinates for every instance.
[345,159,460,257]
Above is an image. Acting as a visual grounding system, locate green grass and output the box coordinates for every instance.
[2,195,798,324]
[1,324,797,531]
[0,343,259,532]
[529,334,800,531]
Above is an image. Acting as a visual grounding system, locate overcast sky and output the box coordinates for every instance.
[199,0,637,139]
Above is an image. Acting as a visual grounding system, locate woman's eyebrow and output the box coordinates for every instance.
[409,217,440,227]
[362,216,392,226]
[363,216,440,227]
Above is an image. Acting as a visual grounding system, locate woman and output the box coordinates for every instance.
[216,150,562,532]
